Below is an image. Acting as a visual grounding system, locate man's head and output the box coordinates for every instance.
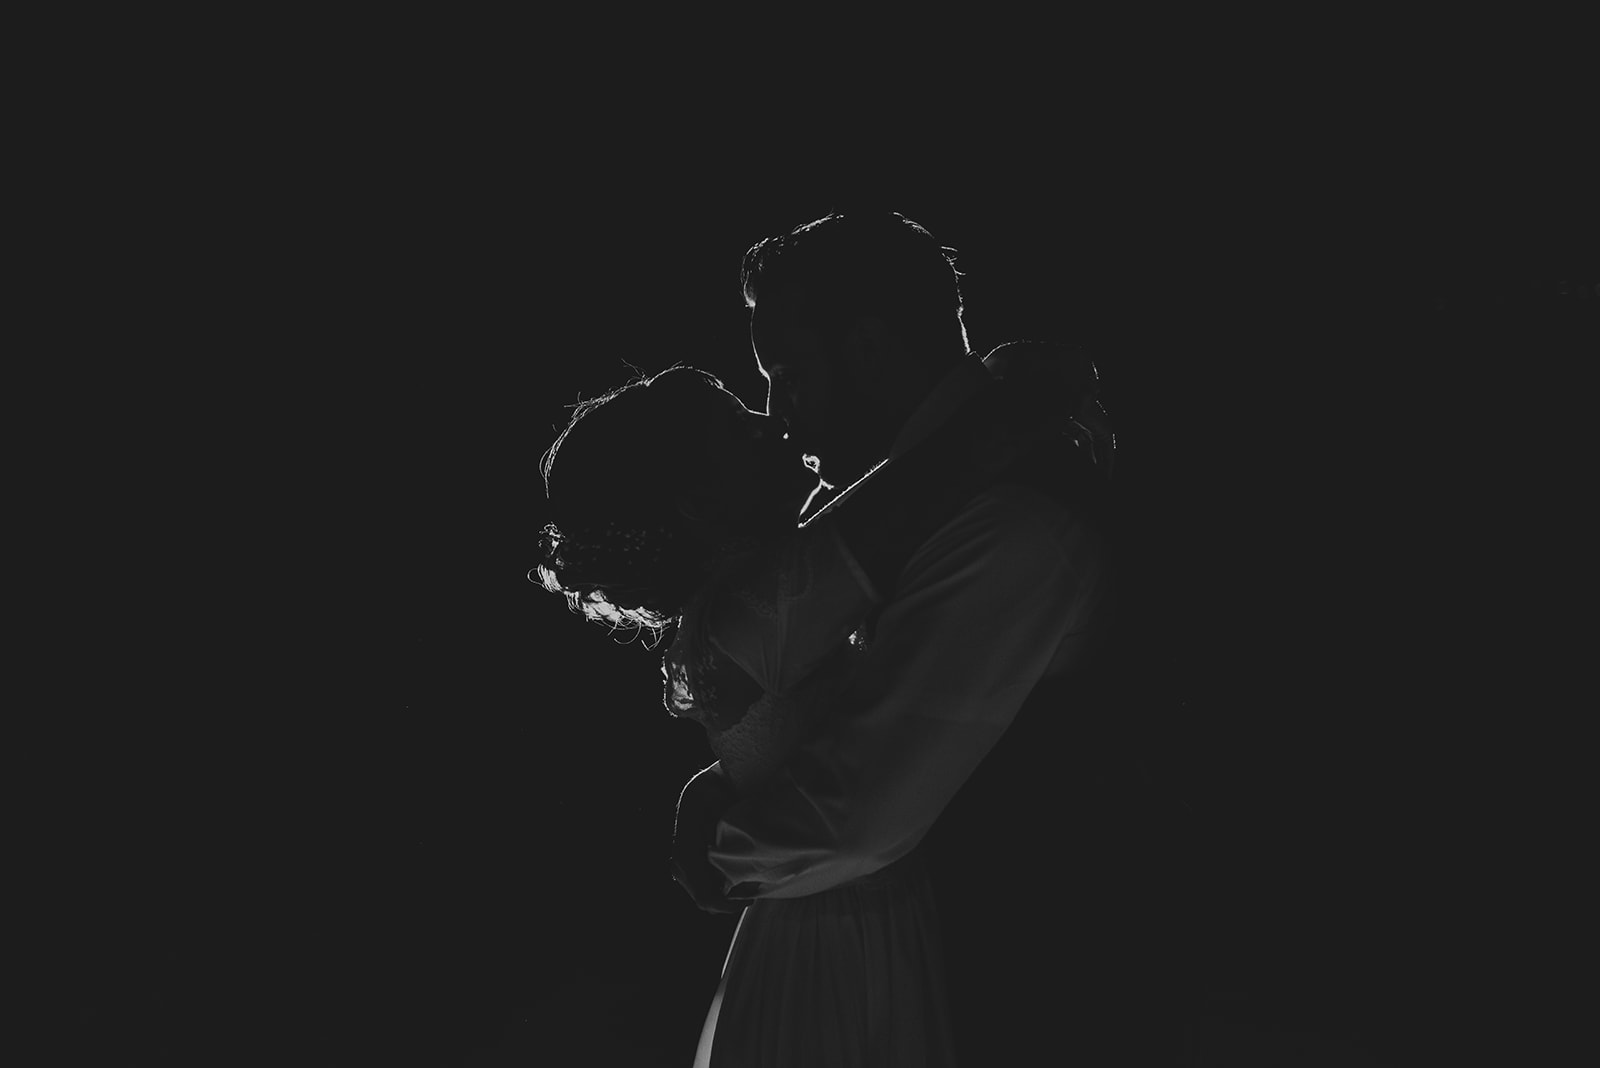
[742,211,972,487]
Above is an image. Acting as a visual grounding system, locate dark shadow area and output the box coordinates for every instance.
[51,56,1593,1066]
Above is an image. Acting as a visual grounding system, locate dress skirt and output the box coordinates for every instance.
[695,849,959,1068]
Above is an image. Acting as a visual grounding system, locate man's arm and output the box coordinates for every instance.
[707,484,1106,899]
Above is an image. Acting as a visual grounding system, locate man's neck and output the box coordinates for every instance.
[800,356,992,526]
[888,356,993,459]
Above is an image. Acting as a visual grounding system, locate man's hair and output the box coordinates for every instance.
[740,211,970,369]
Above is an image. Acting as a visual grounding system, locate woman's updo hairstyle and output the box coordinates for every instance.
[533,365,733,639]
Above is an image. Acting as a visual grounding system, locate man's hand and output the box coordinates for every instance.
[671,763,746,914]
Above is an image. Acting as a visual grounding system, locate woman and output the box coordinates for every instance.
[535,347,1109,1066]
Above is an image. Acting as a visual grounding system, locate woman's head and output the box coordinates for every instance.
[534,365,814,634]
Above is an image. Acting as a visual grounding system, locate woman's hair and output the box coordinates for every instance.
[741,210,970,371]
[532,364,730,640]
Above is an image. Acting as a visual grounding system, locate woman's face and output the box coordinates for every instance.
[689,387,818,534]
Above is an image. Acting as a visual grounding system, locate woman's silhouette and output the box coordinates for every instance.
[535,351,1108,1066]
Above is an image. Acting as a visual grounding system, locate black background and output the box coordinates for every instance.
[51,35,1594,1067]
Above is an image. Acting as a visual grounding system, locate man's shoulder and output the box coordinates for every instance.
[951,480,1105,557]
[898,477,1106,596]
[968,435,1115,534]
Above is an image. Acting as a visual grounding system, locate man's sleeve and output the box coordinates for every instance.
[707,484,1103,899]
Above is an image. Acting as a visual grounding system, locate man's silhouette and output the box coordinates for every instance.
[679,211,1189,1064]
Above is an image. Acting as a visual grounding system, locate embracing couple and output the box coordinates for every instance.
[537,212,1182,1066]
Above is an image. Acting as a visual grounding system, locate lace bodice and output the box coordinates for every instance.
[662,525,878,793]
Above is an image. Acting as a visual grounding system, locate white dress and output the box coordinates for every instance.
[666,507,959,1068]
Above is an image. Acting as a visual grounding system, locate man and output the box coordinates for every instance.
[676,211,1185,1064]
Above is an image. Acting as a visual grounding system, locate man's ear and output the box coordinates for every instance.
[846,314,891,351]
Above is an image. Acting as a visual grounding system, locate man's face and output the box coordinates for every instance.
[750,284,881,487]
